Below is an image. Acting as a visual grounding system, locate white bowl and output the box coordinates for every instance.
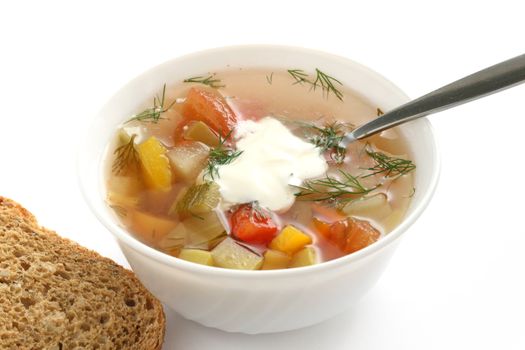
[78,45,440,334]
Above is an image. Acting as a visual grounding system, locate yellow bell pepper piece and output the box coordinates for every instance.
[269,225,312,255]
[137,136,172,191]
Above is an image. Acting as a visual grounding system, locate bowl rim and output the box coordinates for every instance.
[78,44,440,279]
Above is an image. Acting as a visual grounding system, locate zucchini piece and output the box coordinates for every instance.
[171,182,220,219]
[158,222,188,256]
[185,212,227,247]
[178,249,214,266]
[289,247,317,268]
[159,211,226,254]
[211,238,263,270]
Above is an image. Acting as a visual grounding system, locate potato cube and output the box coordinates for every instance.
[130,210,177,244]
[289,247,317,268]
[167,141,209,183]
[261,249,290,270]
[342,193,392,220]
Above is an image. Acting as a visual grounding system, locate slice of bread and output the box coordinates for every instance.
[0,197,165,350]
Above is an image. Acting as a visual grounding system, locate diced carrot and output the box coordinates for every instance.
[344,218,381,253]
[312,217,331,238]
[312,217,380,254]
[182,87,237,137]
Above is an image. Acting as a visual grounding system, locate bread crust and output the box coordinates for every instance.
[0,197,165,350]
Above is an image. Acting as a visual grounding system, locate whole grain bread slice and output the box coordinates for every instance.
[0,197,165,350]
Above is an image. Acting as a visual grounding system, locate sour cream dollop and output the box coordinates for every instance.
[214,116,328,211]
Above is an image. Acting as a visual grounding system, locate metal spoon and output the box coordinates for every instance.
[340,53,525,146]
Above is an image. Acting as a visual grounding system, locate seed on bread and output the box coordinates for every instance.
[0,197,165,350]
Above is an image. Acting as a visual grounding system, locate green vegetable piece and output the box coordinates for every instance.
[184,121,220,147]
[178,249,214,266]
[158,224,187,255]
[289,246,317,268]
[171,182,220,219]
[185,212,227,247]
[167,141,210,183]
[261,249,290,270]
[158,211,226,253]
[211,238,263,270]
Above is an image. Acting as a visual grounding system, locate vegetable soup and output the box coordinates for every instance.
[105,68,416,270]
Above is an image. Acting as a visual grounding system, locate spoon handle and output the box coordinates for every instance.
[342,53,525,144]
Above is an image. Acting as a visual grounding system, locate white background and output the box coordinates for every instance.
[1,1,524,349]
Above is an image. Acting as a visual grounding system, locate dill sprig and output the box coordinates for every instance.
[406,187,416,198]
[112,134,140,174]
[363,146,416,178]
[305,121,352,163]
[205,130,243,179]
[287,68,344,101]
[266,72,274,85]
[184,75,225,88]
[126,84,175,123]
[293,170,377,205]
[312,68,344,101]
[288,69,311,85]
[250,201,269,220]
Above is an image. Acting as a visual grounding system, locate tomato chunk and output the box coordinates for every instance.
[231,204,278,245]
[313,217,380,254]
[182,87,237,137]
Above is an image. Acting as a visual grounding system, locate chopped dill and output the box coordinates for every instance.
[287,68,344,101]
[125,84,175,124]
[205,130,243,179]
[293,170,377,206]
[363,146,416,178]
[250,201,268,220]
[377,108,384,116]
[304,121,352,163]
[112,134,140,174]
[184,75,225,88]
[266,72,274,85]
